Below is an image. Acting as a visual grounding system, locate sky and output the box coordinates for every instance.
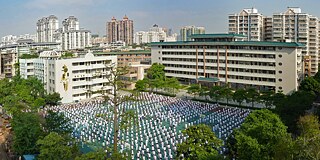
[0,0,320,37]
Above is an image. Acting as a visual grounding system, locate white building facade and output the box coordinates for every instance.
[19,52,116,103]
[151,34,304,95]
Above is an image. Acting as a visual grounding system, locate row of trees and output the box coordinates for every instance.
[186,76,319,134]
[187,84,274,108]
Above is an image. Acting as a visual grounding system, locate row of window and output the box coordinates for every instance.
[165,70,276,82]
[164,63,276,74]
[162,58,276,66]
[160,45,277,51]
[72,61,108,66]
[162,51,276,58]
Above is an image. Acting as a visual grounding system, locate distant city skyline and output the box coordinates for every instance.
[0,0,319,38]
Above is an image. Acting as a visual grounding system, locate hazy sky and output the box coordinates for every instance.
[0,0,319,37]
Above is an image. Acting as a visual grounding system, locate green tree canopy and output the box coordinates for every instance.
[0,76,46,114]
[313,70,320,83]
[209,86,223,102]
[220,86,233,105]
[187,84,201,98]
[259,90,275,108]
[294,114,320,160]
[45,110,72,135]
[233,89,246,106]
[134,79,148,91]
[164,77,180,93]
[147,63,165,80]
[274,91,316,133]
[11,112,44,155]
[75,150,107,160]
[299,77,320,94]
[229,109,293,160]
[199,86,209,100]
[176,124,222,160]
[37,132,79,160]
[245,88,259,108]
[45,92,62,106]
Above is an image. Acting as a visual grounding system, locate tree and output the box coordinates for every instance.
[147,63,165,80]
[187,84,201,98]
[220,86,233,105]
[245,88,259,108]
[1,76,47,114]
[37,132,79,160]
[101,65,138,155]
[176,124,222,160]
[209,86,222,103]
[45,92,62,106]
[45,110,72,135]
[228,109,293,160]
[11,112,44,155]
[259,90,274,108]
[33,97,45,109]
[233,89,246,106]
[294,114,320,160]
[314,70,320,83]
[165,77,180,94]
[146,63,166,91]
[275,91,316,134]
[271,92,286,108]
[199,86,209,100]
[134,79,147,91]
[299,77,320,94]
[75,150,107,160]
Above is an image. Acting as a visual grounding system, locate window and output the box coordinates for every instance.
[279,79,282,82]
[278,54,282,58]
[279,71,282,74]
[279,86,283,90]
[278,62,282,66]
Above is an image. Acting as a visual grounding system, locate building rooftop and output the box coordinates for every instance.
[151,40,304,48]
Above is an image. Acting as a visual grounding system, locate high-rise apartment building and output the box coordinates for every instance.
[272,8,319,75]
[106,16,134,45]
[62,16,80,32]
[36,15,59,43]
[263,17,273,41]
[180,26,205,41]
[60,16,91,50]
[228,8,264,41]
[134,24,178,45]
[229,7,320,75]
